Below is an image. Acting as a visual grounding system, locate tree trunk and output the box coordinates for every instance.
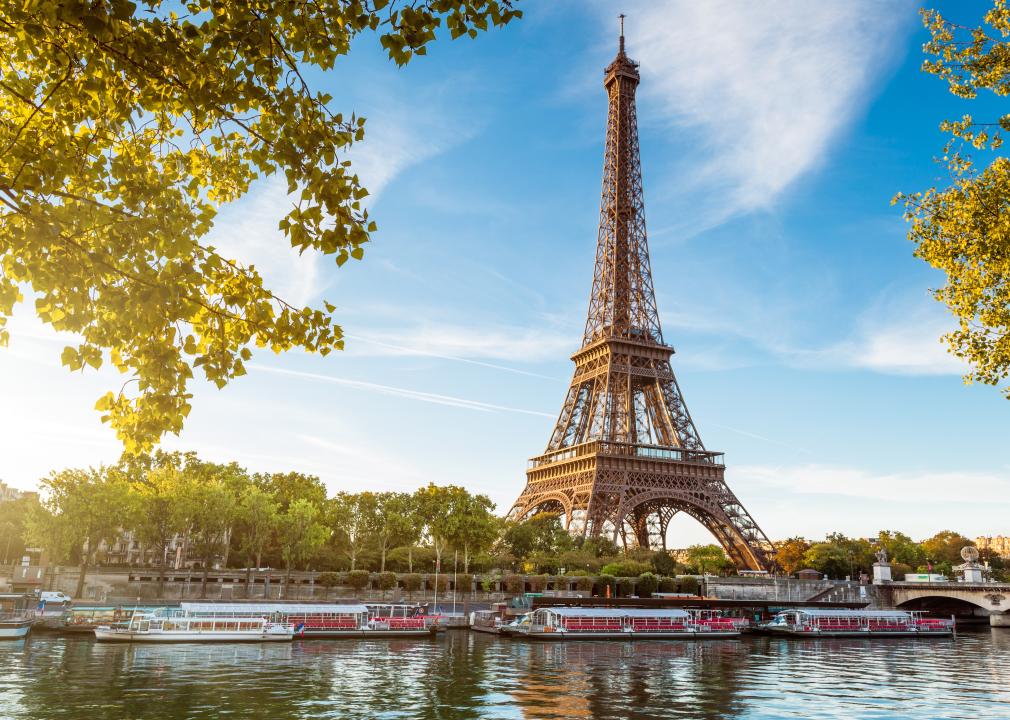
[380,544,386,573]
[201,561,209,599]
[284,562,292,599]
[464,545,470,574]
[408,546,413,573]
[75,554,89,599]
[157,543,167,599]
[246,562,253,599]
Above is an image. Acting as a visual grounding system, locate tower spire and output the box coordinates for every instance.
[619,13,625,54]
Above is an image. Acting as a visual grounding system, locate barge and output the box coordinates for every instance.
[179,603,439,638]
[760,608,954,638]
[94,612,293,643]
[0,594,35,640]
[506,607,743,640]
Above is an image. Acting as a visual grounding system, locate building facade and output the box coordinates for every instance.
[976,536,1010,559]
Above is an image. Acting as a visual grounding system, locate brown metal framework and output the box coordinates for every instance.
[508,31,776,571]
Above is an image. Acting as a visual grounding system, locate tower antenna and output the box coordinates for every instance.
[619,13,626,53]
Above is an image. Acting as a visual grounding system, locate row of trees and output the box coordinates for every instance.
[21,452,498,598]
[10,452,1002,596]
[774,530,1006,581]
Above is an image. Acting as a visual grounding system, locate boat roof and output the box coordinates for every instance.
[783,608,912,618]
[541,607,691,619]
[180,603,368,614]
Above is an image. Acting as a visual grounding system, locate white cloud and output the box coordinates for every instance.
[784,298,968,376]
[618,0,912,227]
[345,322,572,378]
[206,94,474,310]
[735,463,1010,505]
[249,363,554,418]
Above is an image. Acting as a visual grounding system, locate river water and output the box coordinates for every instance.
[2,630,1009,719]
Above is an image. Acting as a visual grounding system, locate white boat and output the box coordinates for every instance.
[761,608,955,638]
[506,607,742,640]
[0,594,36,640]
[178,602,439,638]
[94,611,293,643]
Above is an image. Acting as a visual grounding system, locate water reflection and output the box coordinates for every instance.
[0,631,1008,719]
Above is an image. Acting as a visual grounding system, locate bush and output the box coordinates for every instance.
[427,575,448,592]
[617,577,634,596]
[346,570,370,591]
[503,574,525,594]
[678,576,700,595]
[376,571,397,591]
[651,551,678,576]
[658,576,678,593]
[481,574,501,593]
[600,560,651,578]
[454,573,474,594]
[401,573,423,594]
[597,574,616,594]
[637,572,659,598]
[574,576,594,592]
[316,572,341,588]
[527,574,548,593]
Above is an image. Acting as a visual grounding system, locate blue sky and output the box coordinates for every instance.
[2,1,1008,545]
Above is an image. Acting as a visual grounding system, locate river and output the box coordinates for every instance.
[1,630,1009,719]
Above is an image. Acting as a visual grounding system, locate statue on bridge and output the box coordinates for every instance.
[874,547,888,566]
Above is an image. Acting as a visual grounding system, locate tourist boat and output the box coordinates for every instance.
[506,607,742,640]
[178,603,439,638]
[94,611,294,642]
[761,608,955,638]
[0,594,36,640]
[469,609,506,635]
[58,606,141,634]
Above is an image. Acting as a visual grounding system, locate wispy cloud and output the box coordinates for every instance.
[250,363,554,417]
[345,322,571,377]
[783,298,967,377]
[615,1,912,229]
[735,463,1010,505]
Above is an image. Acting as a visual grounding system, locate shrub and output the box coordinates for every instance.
[527,574,548,593]
[376,571,397,591]
[503,574,525,594]
[636,572,659,598]
[617,577,634,596]
[454,574,474,594]
[346,570,370,591]
[481,574,502,593]
[316,572,341,588]
[658,576,678,593]
[574,576,594,592]
[401,573,423,594]
[427,575,448,592]
[651,550,678,576]
[600,560,651,578]
[678,576,700,595]
[597,574,616,594]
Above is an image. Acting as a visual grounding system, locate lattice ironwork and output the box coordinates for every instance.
[508,28,776,571]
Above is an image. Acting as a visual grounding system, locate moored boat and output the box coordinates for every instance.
[59,606,140,634]
[94,611,293,643]
[0,594,36,640]
[469,609,505,635]
[178,602,439,638]
[761,608,954,638]
[507,607,742,640]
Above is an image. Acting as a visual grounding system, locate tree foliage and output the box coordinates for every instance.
[897,1,1010,396]
[0,1,520,452]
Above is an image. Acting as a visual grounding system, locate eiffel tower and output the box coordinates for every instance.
[508,24,776,571]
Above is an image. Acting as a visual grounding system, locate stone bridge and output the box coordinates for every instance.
[878,582,1010,627]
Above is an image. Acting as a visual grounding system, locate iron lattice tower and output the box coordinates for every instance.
[508,28,776,571]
